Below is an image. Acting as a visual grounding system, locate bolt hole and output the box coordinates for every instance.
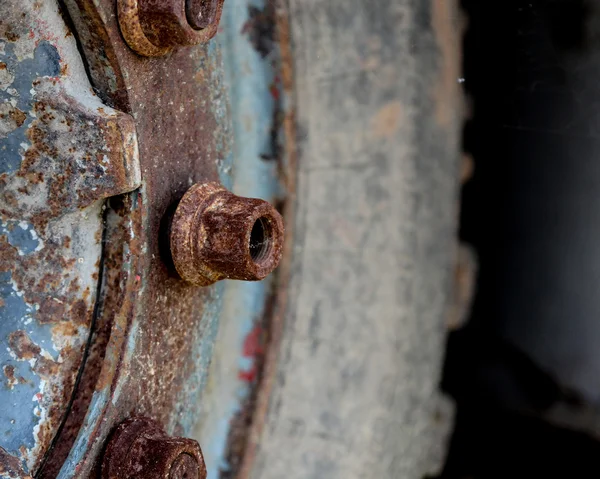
[249,217,272,264]
[186,0,219,30]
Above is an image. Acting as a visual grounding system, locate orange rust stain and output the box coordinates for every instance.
[52,321,79,338]
[0,445,32,478]
[3,365,15,388]
[35,356,60,378]
[8,107,26,128]
[371,101,404,139]
[432,0,462,128]
[8,331,41,360]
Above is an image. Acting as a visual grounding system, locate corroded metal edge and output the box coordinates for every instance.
[38,191,145,478]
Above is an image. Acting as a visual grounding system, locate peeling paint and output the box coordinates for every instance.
[0,0,140,475]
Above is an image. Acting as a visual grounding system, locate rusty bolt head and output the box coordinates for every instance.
[118,0,225,57]
[102,417,207,479]
[170,182,284,286]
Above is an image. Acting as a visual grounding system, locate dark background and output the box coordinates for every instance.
[440,0,600,477]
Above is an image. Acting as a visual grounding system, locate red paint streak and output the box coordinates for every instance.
[269,83,280,101]
[36,393,42,401]
[238,324,265,383]
[238,367,257,383]
[242,324,264,357]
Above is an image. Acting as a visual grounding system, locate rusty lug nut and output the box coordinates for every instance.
[102,417,206,479]
[118,0,225,57]
[170,182,284,286]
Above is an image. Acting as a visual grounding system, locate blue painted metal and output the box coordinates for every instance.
[0,1,141,475]
[193,1,286,476]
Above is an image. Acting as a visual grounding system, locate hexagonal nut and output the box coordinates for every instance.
[170,182,284,286]
[118,0,225,57]
[102,417,207,479]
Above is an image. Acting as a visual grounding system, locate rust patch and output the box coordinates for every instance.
[8,331,42,360]
[8,108,26,128]
[1,91,141,231]
[432,0,462,128]
[6,331,62,379]
[35,356,61,378]
[0,1,141,474]
[37,194,145,479]
[242,3,276,59]
[0,446,32,479]
[4,30,19,42]
[3,365,16,389]
[0,104,26,138]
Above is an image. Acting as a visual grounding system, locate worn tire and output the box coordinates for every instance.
[246,1,464,478]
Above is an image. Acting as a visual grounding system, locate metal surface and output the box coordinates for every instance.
[1,0,291,476]
[191,1,292,476]
[10,0,236,476]
[0,0,141,475]
[102,418,206,479]
[170,182,284,286]
[118,0,225,57]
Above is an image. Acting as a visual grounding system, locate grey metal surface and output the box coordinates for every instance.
[249,0,463,478]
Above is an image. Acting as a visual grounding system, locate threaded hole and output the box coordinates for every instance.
[186,0,219,30]
[249,217,271,264]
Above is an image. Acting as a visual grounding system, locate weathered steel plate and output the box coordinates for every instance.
[0,1,140,476]
[31,0,235,477]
